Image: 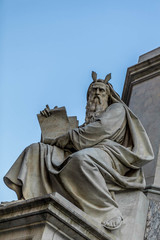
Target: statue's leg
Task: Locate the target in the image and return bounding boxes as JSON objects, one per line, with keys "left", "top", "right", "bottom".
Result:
{"left": 4, "top": 143, "right": 53, "bottom": 199}
{"left": 4, "top": 142, "right": 77, "bottom": 202}
{"left": 59, "top": 148, "right": 122, "bottom": 228}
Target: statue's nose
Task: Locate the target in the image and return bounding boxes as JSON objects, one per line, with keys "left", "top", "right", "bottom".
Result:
{"left": 96, "top": 88, "right": 100, "bottom": 94}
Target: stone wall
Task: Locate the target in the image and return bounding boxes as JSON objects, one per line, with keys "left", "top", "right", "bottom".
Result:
{"left": 122, "top": 48, "right": 160, "bottom": 186}
{"left": 122, "top": 47, "right": 160, "bottom": 240}
{"left": 144, "top": 199, "right": 160, "bottom": 240}
{"left": 129, "top": 75, "right": 160, "bottom": 185}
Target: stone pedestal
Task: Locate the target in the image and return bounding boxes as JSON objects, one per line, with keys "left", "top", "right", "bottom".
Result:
{"left": 0, "top": 193, "right": 114, "bottom": 240}
{"left": 0, "top": 191, "right": 149, "bottom": 240}
{"left": 122, "top": 47, "right": 160, "bottom": 239}
{"left": 114, "top": 191, "right": 149, "bottom": 240}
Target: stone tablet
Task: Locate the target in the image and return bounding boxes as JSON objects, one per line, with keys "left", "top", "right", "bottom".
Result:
{"left": 37, "top": 106, "right": 78, "bottom": 142}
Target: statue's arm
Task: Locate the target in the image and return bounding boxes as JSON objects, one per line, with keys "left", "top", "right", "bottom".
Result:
{"left": 44, "top": 132, "right": 71, "bottom": 149}
{"left": 69, "top": 103, "right": 126, "bottom": 150}
{"left": 43, "top": 119, "right": 104, "bottom": 150}
{"left": 44, "top": 103, "right": 126, "bottom": 151}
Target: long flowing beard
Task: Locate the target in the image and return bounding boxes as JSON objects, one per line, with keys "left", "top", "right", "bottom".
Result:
{"left": 85, "top": 97, "right": 108, "bottom": 124}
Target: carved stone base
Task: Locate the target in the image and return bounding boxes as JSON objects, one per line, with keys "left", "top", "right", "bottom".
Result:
{"left": 0, "top": 193, "right": 114, "bottom": 240}
{"left": 114, "top": 190, "right": 149, "bottom": 240}
{"left": 0, "top": 191, "right": 149, "bottom": 240}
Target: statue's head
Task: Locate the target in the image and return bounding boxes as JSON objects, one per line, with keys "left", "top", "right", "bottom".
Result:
{"left": 85, "top": 71, "right": 111, "bottom": 124}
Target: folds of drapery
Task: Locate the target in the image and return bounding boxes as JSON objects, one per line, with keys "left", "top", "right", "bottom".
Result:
{"left": 4, "top": 101, "right": 154, "bottom": 201}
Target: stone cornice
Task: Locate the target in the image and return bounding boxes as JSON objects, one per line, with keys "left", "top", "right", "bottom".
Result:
{"left": 0, "top": 193, "right": 113, "bottom": 240}
{"left": 122, "top": 55, "right": 160, "bottom": 105}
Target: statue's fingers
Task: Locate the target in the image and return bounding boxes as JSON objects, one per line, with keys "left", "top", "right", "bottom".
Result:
{"left": 44, "top": 109, "right": 50, "bottom": 117}
{"left": 45, "top": 107, "right": 51, "bottom": 116}
{"left": 41, "top": 109, "right": 48, "bottom": 118}
{"left": 40, "top": 110, "right": 45, "bottom": 116}
{"left": 46, "top": 104, "right": 50, "bottom": 110}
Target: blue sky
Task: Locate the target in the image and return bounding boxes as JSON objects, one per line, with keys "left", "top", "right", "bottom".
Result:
{"left": 1, "top": 0, "right": 160, "bottom": 202}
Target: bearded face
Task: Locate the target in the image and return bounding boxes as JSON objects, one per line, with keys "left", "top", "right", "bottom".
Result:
{"left": 85, "top": 82, "right": 109, "bottom": 124}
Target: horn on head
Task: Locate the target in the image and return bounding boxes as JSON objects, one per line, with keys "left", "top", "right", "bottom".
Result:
{"left": 104, "top": 73, "right": 111, "bottom": 84}
{"left": 91, "top": 71, "right": 97, "bottom": 82}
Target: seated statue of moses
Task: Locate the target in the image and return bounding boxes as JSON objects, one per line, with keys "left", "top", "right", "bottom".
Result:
{"left": 4, "top": 71, "right": 154, "bottom": 230}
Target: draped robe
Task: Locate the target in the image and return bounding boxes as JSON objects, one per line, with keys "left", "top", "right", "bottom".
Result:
{"left": 4, "top": 97, "right": 154, "bottom": 222}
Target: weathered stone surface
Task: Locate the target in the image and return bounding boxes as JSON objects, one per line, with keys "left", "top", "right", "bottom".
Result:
{"left": 138, "top": 47, "right": 160, "bottom": 63}
{"left": 154, "top": 145, "right": 160, "bottom": 187}
{"left": 0, "top": 191, "right": 149, "bottom": 240}
{"left": 0, "top": 193, "right": 115, "bottom": 240}
{"left": 123, "top": 49, "right": 160, "bottom": 239}
{"left": 145, "top": 186, "right": 160, "bottom": 202}
{"left": 122, "top": 50, "right": 160, "bottom": 186}
{"left": 144, "top": 199, "right": 160, "bottom": 240}
{"left": 37, "top": 106, "right": 78, "bottom": 142}
{"left": 129, "top": 75, "right": 160, "bottom": 185}
{"left": 114, "top": 191, "right": 149, "bottom": 240}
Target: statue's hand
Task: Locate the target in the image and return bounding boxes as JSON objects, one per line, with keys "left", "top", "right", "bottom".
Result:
{"left": 51, "top": 133, "right": 69, "bottom": 149}
{"left": 40, "top": 104, "right": 51, "bottom": 118}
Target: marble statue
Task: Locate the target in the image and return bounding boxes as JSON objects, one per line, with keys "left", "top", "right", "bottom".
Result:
{"left": 4, "top": 72, "right": 154, "bottom": 230}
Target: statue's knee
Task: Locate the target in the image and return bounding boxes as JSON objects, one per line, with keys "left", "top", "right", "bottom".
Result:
{"left": 70, "top": 151, "right": 89, "bottom": 167}
{"left": 71, "top": 151, "right": 83, "bottom": 160}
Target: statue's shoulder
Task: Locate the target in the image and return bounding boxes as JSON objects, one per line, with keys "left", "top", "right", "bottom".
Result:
{"left": 101, "top": 102, "right": 126, "bottom": 120}
{"left": 107, "top": 102, "right": 125, "bottom": 112}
